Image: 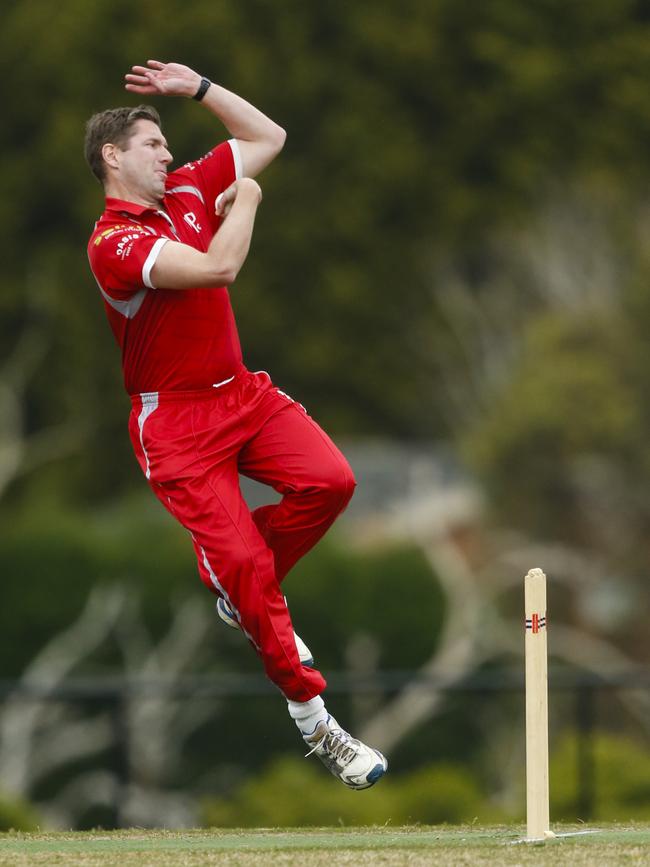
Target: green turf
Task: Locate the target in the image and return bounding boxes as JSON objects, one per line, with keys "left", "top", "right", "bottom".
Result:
{"left": 0, "top": 825, "right": 649, "bottom": 865}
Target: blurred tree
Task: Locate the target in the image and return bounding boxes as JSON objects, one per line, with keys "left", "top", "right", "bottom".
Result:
{"left": 2, "top": 0, "right": 650, "bottom": 503}
{"left": 450, "top": 185, "right": 650, "bottom": 585}
{"left": 464, "top": 310, "right": 645, "bottom": 544}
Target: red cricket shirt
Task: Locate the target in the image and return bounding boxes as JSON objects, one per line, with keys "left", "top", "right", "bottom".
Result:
{"left": 88, "top": 139, "right": 245, "bottom": 395}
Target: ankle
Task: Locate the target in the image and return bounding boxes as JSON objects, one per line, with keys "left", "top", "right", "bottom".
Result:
{"left": 287, "top": 695, "right": 327, "bottom": 735}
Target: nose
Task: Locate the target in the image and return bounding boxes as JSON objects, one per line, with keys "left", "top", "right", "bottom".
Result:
{"left": 162, "top": 147, "right": 173, "bottom": 165}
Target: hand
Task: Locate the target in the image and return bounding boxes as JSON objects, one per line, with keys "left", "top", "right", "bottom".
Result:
{"left": 124, "top": 60, "right": 202, "bottom": 98}
{"left": 216, "top": 179, "right": 262, "bottom": 218}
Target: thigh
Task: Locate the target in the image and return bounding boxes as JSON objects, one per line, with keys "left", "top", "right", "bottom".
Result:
{"left": 133, "top": 394, "right": 269, "bottom": 590}
{"left": 238, "top": 398, "right": 353, "bottom": 493}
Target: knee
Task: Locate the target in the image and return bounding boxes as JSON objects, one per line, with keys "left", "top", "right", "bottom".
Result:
{"left": 313, "top": 456, "right": 356, "bottom": 507}
{"left": 337, "top": 459, "right": 356, "bottom": 504}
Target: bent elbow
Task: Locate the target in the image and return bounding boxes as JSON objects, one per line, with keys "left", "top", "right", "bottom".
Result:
{"left": 209, "top": 267, "right": 237, "bottom": 286}
{"left": 273, "top": 124, "right": 287, "bottom": 154}
{"left": 211, "top": 260, "right": 239, "bottom": 286}
{"left": 221, "top": 267, "right": 238, "bottom": 286}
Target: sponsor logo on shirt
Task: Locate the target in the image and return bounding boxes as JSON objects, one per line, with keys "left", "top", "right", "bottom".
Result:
{"left": 116, "top": 232, "right": 145, "bottom": 259}
{"left": 184, "top": 151, "right": 212, "bottom": 171}
{"left": 94, "top": 223, "right": 148, "bottom": 245}
{"left": 183, "top": 212, "right": 202, "bottom": 234}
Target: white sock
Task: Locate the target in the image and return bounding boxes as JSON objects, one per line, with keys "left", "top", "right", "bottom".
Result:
{"left": 287, "top": 695, "right": 327, "bottom": 736}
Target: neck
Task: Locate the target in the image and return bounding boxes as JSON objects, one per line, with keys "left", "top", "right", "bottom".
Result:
{"left": 104, "top": 179, "right": 161, "bottom": 210}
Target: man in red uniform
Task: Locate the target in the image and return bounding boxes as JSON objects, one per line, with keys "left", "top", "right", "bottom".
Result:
{"left": 85, "top": 60, "right": 387, "bottom": 789}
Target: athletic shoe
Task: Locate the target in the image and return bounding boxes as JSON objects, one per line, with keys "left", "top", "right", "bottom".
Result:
{"left": 216, "top": 597, "right": 314, "bottom": 667}
{"left": 303, "top": 715, "right": 388, "bottom": 790}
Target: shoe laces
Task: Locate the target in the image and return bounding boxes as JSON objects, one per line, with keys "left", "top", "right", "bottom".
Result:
{"left": 305, "top": 724, "right": 358, "bottom": 766}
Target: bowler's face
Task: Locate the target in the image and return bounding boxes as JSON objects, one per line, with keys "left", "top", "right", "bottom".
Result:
{"left": 116, "top": 119, "right": 173, "bottom": 205}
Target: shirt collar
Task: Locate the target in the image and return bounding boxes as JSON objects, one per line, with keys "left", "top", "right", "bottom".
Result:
{"left": 104, "top": 197, "right": 160, "bottom": 217}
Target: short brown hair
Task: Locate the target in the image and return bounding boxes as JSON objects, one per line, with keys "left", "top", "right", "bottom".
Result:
{"left": 84, "top": 105, "right": 162, "bottom": 183}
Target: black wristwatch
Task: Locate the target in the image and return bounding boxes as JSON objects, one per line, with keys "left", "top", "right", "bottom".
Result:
{"left": 193, "top": 77, "right": 212, "bottom": 101}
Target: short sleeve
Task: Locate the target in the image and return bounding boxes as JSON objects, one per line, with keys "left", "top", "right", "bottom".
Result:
{"left": 89, "top": 223, "right": 169, "bottom": 298}
{"left": 169, "top": 140, "right": 242, "bottom": 232}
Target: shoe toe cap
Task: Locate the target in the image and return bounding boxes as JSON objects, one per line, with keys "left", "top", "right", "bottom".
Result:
{"left": 366, "top": 761, "right": 387, "bottom": 785}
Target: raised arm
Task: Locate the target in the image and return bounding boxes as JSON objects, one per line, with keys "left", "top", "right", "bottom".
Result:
{"left": 150, "top": 178, "right": 262, "bottom": 290}
{"left": 125, "top": 60, "right": 286, "bottom": 178}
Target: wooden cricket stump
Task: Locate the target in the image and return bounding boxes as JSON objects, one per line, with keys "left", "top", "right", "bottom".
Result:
{"left": 524, "top": 568, "right": 555, "bottom": 841}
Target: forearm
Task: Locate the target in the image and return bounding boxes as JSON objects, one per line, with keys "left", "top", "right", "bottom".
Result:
{"left": 200, "top": 81, "right": 286, "bottom": 177}
{"left": 205, "top": 183, "right": 261, "bottom": 283}
{"left": 149, "top": 181, "right": 262, "bottom": 290}
{"left": 201, "top": 82, "right": 285, "bottom": 148}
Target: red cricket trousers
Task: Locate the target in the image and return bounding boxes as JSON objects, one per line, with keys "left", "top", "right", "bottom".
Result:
{"left": 128, "top": 369, "right": 355, "bottom": 701}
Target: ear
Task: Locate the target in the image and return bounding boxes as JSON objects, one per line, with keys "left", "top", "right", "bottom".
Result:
{"left": 101, "top": 142, "right": 119, "bottom": 171}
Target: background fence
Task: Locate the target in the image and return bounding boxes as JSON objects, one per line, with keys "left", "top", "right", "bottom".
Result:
{"left": 1, "top": 668, "right": 647, "bottom": 829}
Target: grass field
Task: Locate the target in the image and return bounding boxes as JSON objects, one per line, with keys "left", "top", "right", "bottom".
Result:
{"left": 0, "top": 825, "right": 649, "bottom": 866}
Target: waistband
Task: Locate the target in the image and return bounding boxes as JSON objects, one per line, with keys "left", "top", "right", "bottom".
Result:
{"left": 130, "top": 371, "right": 245, "bottom": 408}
